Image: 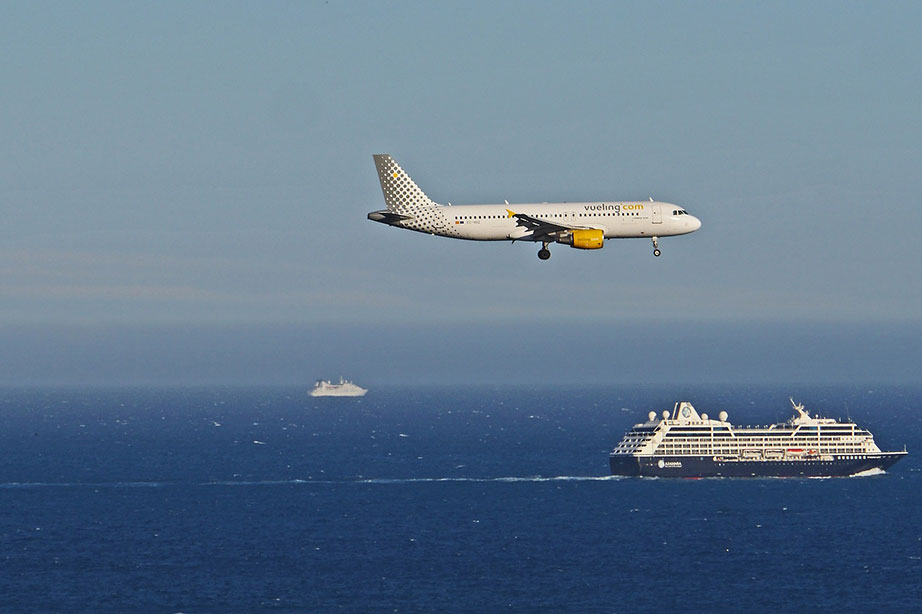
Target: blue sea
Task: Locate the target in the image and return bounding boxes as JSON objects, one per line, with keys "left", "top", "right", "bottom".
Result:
{"left": 1, "top": 384, "right": 920, "bottom": 613}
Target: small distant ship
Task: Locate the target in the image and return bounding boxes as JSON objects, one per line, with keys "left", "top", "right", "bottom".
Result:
{"left": 309, "top": 377, "right": 367, "bottom": 397}
{"left": 610, "top": 398, "right": 906, "bottom": 478}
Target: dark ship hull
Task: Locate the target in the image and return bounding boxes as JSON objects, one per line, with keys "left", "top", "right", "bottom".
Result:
{"left": 610, "top": 452, "right": 906, "bottom": 478}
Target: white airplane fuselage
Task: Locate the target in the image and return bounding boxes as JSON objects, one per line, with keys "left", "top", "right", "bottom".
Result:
{"left": 403, "top": 201, "right": 700, "bottom": 241}
{"left": 367, "top": 154, "right": 701, "bottom": 260}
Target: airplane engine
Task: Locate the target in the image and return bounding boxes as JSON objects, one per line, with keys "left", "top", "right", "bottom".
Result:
{"left": 558, "top": 229, "right": 604, "bottom": 250}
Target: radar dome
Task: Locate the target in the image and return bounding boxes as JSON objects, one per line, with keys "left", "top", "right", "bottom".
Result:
{"left": 719, "top": 411, "right": 728, "bottom": 422}
{"left": 648, "top": 411, "right": 657, "bottom": 422}
{"left": 662, "top": 410, "right": 670, "bottom": 419}
{"left": 701, "top": 413, "right": 708, "bottom": 421}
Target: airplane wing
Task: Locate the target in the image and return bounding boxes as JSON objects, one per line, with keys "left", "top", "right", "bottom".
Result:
{"left": 508, "top": 211, "right": 578, "bottom": 242}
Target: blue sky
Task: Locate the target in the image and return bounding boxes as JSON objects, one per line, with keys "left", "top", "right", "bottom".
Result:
{"left": 1, "top": 2, "right": 920, "bottom": 384}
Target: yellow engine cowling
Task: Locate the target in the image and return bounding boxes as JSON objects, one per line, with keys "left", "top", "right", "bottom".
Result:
{"left": 559, "top": 229, "right": 604, "bottom": 250}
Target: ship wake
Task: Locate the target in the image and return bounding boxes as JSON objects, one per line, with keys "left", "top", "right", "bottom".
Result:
{"left": 358, "top": 475, "right": 624, "bottom": 484}
{"left": 2, "top": 477, "right": 625, "bottom": 489}
{"left": 849, "top": 467, "right": 887, "bottom": 478}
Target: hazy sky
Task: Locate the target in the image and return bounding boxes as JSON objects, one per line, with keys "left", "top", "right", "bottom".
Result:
{"left": 1, "top": 2, "right": 920, "bottom": 384}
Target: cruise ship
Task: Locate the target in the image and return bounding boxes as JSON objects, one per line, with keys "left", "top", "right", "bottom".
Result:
{"left": 309, "top": 378, "right": 367, "bottom": 397}
{"left": 609, "top": 399, "right": 906, "bottom": 478}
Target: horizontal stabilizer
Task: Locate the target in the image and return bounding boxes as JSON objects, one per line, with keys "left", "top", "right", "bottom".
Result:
{"left": 367, "top": 210, "right": 413, "bottom": 225}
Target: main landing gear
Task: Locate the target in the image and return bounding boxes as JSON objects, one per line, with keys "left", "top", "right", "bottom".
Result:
{"left": 651, "top": 236, "right": 661, "bottom": 257}
{"left": 537, "top": 241, "right": 551, "bottom": 260}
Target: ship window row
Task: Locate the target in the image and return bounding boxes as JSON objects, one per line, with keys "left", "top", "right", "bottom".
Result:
{"left": 656, "top": 449, "right": 867, "bottom": 454}
{"left": 666, "top": 433, "right": 735, "bottom": 439}
{"left": 737, "top": 435, "right": 855, "bottom": 440}
{"left": 662, "top": 426, "right": 860, "bottom": 434}
{"left": 662, "top": 435, "right": 862, "bottom": 443}
{"left": 656, "top": 445, "right": 865, "bottom": 452}
{"left": 663, "top": 435, "right": 862, "bottom": 443}
{"left": 662, "top": 426, "right": 858, "bottom": 435}
{"left": 662, "top": 431, "right": 863, "bottom": 438}
{"left": 660, "top": 441, "right": 864, "bottom": 449}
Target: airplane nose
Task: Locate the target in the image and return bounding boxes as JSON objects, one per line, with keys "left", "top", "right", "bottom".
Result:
{"left": 688, "top": 215, "right": 702, "bottom": 231}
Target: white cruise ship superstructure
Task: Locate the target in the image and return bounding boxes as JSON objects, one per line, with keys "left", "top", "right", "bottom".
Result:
{"left": 309, "top": 378, "right": 367, "bottom": 397}
{"left": 610, "top": 399, "right": 906, "bottom": 478}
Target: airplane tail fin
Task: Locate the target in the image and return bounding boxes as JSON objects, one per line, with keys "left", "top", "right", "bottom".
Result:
{"left": 373, "top": 154, "right": 440, "bottom": 213}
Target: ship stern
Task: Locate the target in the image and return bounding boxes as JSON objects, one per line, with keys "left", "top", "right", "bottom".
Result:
{"left": 609, "top": 454, "right": 641, "bottom": 476}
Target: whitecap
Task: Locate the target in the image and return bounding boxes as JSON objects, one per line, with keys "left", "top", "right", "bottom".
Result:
{"left": 850, "top": 467, "right": 886, "bottom": 478}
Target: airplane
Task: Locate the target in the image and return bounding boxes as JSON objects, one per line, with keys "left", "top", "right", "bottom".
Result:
{"left": 367, "top": 154, "right": 701, "bottom": 260}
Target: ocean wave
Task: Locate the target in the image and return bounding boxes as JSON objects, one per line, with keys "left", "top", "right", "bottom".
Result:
{"left": 357, "top": 475, "right": 623, "bottom": 484}
{"left": 1, "top": 475, "right": 624, "bottom": 488}
{"left": 0, "top": 481, "right": 167, "bottom": 489}
{"left": 3, "top": 469, "right": 891, "bottom": 489}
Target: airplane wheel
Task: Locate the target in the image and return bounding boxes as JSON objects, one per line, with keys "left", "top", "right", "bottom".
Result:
{"left": 538, "top": 249, "right": 551, "bottom": 260}
{"left": 653, "top": 249, "right": 661, "bottom": 257}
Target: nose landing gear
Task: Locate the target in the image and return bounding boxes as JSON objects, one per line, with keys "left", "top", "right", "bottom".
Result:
{"left": 651, "top": 236, "right": 661, "bottom": 257}
{"left": 537, "top": 241, "right": 551, "bottom": 260}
